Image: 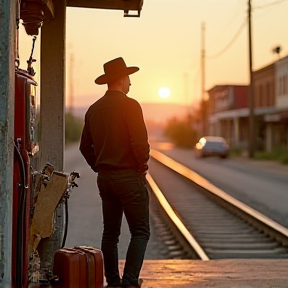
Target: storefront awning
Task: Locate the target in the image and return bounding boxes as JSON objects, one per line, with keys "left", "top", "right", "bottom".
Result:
{"left": 210, "top": 106, "right": 288, "bottom": 123}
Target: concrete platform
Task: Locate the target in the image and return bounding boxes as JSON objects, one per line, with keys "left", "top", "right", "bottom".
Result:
{"left": 128, "top": 259, "right": 288, "bottom": 288}
{"left": 26, "top": 259, "right": 288, "bottom": 288}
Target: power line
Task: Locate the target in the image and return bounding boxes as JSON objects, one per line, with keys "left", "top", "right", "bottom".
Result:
{"left": 208, "top": 0, "right": 243, "bottom": 44}
{"left": 206, "top": 19, "right": 247, "bottom": 60}
{"left": 254, "top": 0, "right": 288, "bottom": 10}
{"left": 206, "top": 0, "right": 287, "bottom": 60}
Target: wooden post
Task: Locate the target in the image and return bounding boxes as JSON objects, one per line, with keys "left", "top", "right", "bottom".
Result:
{"left": 201, "top": 22, "right": 206, "bottom": 136}
{"left": 248, "top": 0, "right": 255, "bottom": 158}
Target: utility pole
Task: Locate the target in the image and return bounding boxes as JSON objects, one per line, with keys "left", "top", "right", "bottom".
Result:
{"left": 248, "top": 0, "right": 255, "bottom": 158}
{"left": 68, "top": 53, "right": 74, "bottom": 115}
{"left": 201, "top": 22, "right": 206, "bottom": 136}
{"left": 184, "top": 72, "right": 189, "bottom": 114}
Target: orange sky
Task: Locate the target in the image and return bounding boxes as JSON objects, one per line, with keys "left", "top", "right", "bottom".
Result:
{"left": 19, "top": 0, "right": 288, "bottom": 109}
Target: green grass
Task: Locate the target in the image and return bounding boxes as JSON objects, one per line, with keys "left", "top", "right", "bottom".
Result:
{"left": 229, "top": 147, "right": 243, "bottom": 157}
{"left": 254, "top": 146, "right": 288, "bottom": 165}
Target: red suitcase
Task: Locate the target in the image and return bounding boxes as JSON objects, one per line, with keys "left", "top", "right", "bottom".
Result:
{"left": 53, "top": 248, "right": 88, "bottom": 288}
{"left": 74, "top": 246, "right": 104, "bottom": 288}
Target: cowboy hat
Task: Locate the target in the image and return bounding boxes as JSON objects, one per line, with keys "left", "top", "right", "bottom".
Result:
{"left": 95, "top": 57, "right": 139, "bottom": 85}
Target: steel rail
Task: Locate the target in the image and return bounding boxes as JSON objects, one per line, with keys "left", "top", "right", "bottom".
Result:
{"left": 150, "top": 149, "right": 288, "bottom": 239}
{"left": 146, "top": 173, "right": 210, "bottom": 260}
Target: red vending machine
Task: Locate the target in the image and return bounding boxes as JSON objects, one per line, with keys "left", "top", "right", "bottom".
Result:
{"left": 13, "top": 65, "right": 38, "bottom": 288}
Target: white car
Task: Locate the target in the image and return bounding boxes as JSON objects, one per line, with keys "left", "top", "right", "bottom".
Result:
{"left": 194, "top": 136, "right": 230, "bottom": 158}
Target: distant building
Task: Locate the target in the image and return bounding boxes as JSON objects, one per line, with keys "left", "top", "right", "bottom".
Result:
{"left": 254, "top": 57, "right": 288, "bottom": 151}
{"left": 208, "top": 85, "right": 249, "bottom": 148}
{"left": 253, "top": 62, "right": 275, "bottom": 151}
{"left": 276, "top": 55, "right": 288, "bottom": 108}
{"left": 207, "top": 55, "right": 288, "bottom": 152}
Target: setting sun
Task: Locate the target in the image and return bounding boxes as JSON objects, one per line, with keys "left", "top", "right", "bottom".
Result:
{"left": 158, "top": 87, "right": 171, "bottom": 99}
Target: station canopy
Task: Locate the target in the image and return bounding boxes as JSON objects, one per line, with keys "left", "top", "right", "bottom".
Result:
{"left": 20, "top": 0, "right": 143, "bottom": 35}
{"left": 67, "top": 0, "right": 143, "bottom": 16}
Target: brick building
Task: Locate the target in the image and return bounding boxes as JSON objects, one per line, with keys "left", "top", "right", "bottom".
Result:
{"left": 208, "top": 85, "right": 249, "bottom": 148}
{"left": 207, "top": 55, "right": 288, "bottom": 152}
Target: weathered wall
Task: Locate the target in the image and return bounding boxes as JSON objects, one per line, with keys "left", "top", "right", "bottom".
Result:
{"left": 0, "top": 0, "right": 16, "bottom": 285}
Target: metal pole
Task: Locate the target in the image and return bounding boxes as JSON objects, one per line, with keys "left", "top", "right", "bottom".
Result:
{"left": 248, "top": 0, "right": 255, "bottom": 158}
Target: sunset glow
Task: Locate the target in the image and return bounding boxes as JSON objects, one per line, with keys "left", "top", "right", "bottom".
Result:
{"left": 18, "top": 1, "right": 288, "bottom": 109}
{"left": 158, "top": 87, "right": 171, "bottom": 99}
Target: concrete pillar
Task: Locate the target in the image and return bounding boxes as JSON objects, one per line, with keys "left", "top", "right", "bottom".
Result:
{"left": 218, "top": 120, "right": 222, "bottom": 136}
{"left": 227, "top": 119, "right": 233, "bottom": 145}
{"left": 216, "top": 120, "right": 220, "bottom": 136}
{"left": 0, "top": 0, "right": 16, "bottom": 285}
{"left": 208, "top": 119, "right": 213, "bottom": 135}
{"left": 39, "top": 0, "right": 66, "bottom": 270}
{"left": 40, "top": 0, "right": 66, "bottom": 170}
{"left": 265, "top": 123, "right": 272, "bottom": 152}
{"left": 211, "top": 123, "right": 215, "bottom": 135}
{"left": 234, "top": 117, "right": 239, "bottom": 148}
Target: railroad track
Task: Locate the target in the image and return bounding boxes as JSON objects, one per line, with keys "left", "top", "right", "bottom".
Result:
{"left": 147, "top": 149, "right": 288, "bottom": 260}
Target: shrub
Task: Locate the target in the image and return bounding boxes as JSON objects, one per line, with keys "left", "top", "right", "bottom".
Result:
{"left": 254, "top": 146, "right": 288, "bottom": 165}
{"left": 229, "top": 147, "right": 243, "bottom": 156}
{"left": 65, "top": 112, "right": 83, "bottom": 145}
{"left": 164, "top": 117, "right": 197, "bottom": 148}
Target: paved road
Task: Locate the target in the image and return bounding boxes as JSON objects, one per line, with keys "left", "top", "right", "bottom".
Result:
{"left": 151, "top": 141, "right": 288, "bottom": 228}
{"left": 64, "top": 140, "right": 288, "bottom": 262}
{"left": 63, "top": 143, "right": 166, "bottom": 260}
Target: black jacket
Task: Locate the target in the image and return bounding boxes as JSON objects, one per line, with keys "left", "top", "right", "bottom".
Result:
{"left": 79, "top": 90, "right": 150, "bottom": 173}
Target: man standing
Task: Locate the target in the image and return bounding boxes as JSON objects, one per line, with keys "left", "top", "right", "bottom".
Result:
{"left": 79, "top": 57, "right": 150, "bottom": 288}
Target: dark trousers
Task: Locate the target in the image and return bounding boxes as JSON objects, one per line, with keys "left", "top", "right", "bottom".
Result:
{"left": 97, "top": 170, "right": 150, "bottom": 287}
